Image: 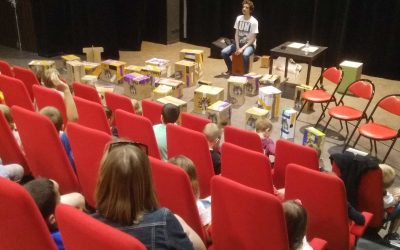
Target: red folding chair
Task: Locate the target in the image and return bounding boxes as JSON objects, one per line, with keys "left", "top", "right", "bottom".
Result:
{"left": 115, "top": 109, "right": 161, "bottom": 159}
{"left": 350, "top": 94, "right": 400, "bottom": 163}
{"left": 149, "top": 157, "right": 207, "bottom": 244}
{"left": 0, "top": 60, "right": 14, "bottom": 77}
{"left": 72, "top": 81, "right": 102, "bottom": 105}
{"left": 73, "top": 96, "right": 111, "bottom": 135}
{"left": 0, "top": 74, "right": 35, "bottom": 111}
{"left": 12, "top": 106, "right": 79, "bottom": 194}
{"left": 142, "top": 99, "right": 163, "bottom": 125}
{"left": 13, "top": 65, "right": 41, "bottom": 101}
{"left": 223, "top": 125, "right": 263, "bottom": 153}
{"left": 221, "top": 142, "right": 274, "bottom": 194}
{"left": 56, "top": 204, "right": 146, "bottom": 250}
{"left": 181, "top": 112, "right": 210, "bottom": 133}
{"left": 296, "top": 66, "right": 343, "bottom": 126}
{"left": 285, "top": 164, "right": 372, "bottom": 250}
{"left": 33, "top": 85, "right": 68, "bottom": 127}
{"left": 67, "top": 122, "right": 111, "bottom": 208}
{"left": 105, "top": 91, "right": 135, "bottom": 114}
{"left": 273, "top": 139, "right": 320, "bottom": 189}
{"left": 167, "top": 124, "right": 214, "bottom": 198}
{"left": 0, "top": 178, "right": 57, "bottom": 250}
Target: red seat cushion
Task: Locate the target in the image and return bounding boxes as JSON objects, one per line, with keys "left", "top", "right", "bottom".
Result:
{"left": 328, "top": 106, "right": 363, "bottom": 120}
{"left": 358, "top": 123, "right": 397, "bottom": 140}
{"left": 302, "top": 89, "right": 332, "bottom": 103}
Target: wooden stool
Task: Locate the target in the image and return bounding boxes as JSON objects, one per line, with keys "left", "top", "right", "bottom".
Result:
{"left": 232, "top": 54, "right": 254, "bottom": 75}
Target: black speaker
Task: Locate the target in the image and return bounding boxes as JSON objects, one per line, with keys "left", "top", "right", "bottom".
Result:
{"left": 210, "top": 37, "right": 230, "bottom": 59}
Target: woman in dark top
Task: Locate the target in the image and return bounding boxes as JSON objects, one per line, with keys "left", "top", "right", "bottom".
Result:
{"left": 93, "top": 140, "right": 205, "bottom": 250}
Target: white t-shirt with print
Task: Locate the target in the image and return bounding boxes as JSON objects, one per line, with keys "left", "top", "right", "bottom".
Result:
{"left": 234, "top": 15, "right": 259, "bottom": 47}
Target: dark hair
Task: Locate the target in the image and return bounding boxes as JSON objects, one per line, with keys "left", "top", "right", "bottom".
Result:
{"left": 242, "top": 0, "right": 255, "bottom": 12}
{"left": 24, "top": 178, "right": 58, "bottom": 220}
{"left": 168, "top": 155, "right": 200, "bottom": 199}
{"left": 283, "top": 200, "right": 308, "bottom": 250}
{"left": 95, "top": 141, "right": 158, "bottom": 225}
{"left": 162, "top": 103, "right": 180, "bottom": 124}
{"left": 40, "top": 106, "right": 63, "bottom": 132}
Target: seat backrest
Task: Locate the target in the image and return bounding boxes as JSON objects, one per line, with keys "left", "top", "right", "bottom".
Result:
{"left": 73, "top": 96, "right": 111, "bottom": 135}
{"left": 375, "top": 94, "right": 400, "bottom": 117}
{"left": 67, "top": 122, "right": 111, "bottom": 208}
{"left": 223, "top": 125, "right": 263, "bottom": 153}
{"left": 72, "top": 81, "right": 102, "bottom": 105}
{"left": 149, "top": 157, "right": 206, "bottom": 243}
{"left": 56, "top": 204, "right": 146, "bottom": 250}
{"left": 285, "top": 164, "right": 350, "bottom": 250}
{"left": 211, "top": 176, "right": 289, "bottom": 250}
{"left": 141, "top": 99, "right": 163, "bottom": 125}
{"left": 0, "top": 178, "right": 57, "bottom": 250}
{"left": 13, "top": 66, "right": 41, "bottom": 100}
{"left": 347, "top": 79, "right": 375, "bottom": 100}
{"left": 181, "top": 112, "right": 210, "bottom": 133}
{"left": 221, "top": 142, "right": 274, "bottom": 194}
{"left": 0, "top": 60, "right": 14, "bottom": 77}
{"left": 322, "top": 66, "right": 343, "bottom": 85}
{"left": 167, "top": 124, "right": 214, "bottom": 198}
{"left": 12, "top": 106, "right": 79, "bottom": 194}
{"left": 0, "top": 112, "right": 30, "bottom": 173}
{"left": 115, "top": 109, "right": 161, "bottom": 159}
{"left": 273, "top": 139, "right": 319, "bottom": 189}
{"left": 105, "top": 91, "right": 135, "bottom": 114}
{"left": 33, "top": 85, "right": 68, "bottom": 127}
{"left": 0, "top": 74, "right": 34, "bottom": 111}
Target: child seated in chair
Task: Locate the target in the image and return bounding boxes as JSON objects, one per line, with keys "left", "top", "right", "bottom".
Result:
{"left": 379, "top": 164, "right": 400, "bottom": 242}
{"left": 24, "top": 178, "right": 85, "bottom": 250}
{"left": 255, "top": 118, "right": 275, "bottom": 157}
{"left": 283, "top": 200, "right": 313, "bottom": 250}
{"left": 0, "top": 104, "right": 22, "bottom": 148}
{"left": 203, "top": 123, "right": 222, "bottom": 175}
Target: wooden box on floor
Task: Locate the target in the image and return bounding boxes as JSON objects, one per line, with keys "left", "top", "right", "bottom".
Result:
{"left": 338, "top": 60, "right": 363, "bottom": 94}
{"left": 245, "top": 107, "right": 269, "bottom": 130}
{"left": 280, "top": 108, "right": 297, "bottom": 139}
{"left": 193, "top": 85, "right": 224, "bottom": 114}
{"left": 145, "top": 58, "right": 172, "bottom": 77}
{"left": 260, "top": 55, "right": 270, "bottom": 68}
{"left": 244, "top": 72, "right": 262, "bottom": 96}
{"left": 174, "top": 60, "right": 198, "bottom": 87}
{"left": 157, "top": 78, "right": 183, "bottom": 98}
{"left": 227, "top": 76, "right": 247, "bottom": 107}
{"left": 125, "top": 65, "right": 143, "bottom": 74}
{"left": 66, "top": 60, "right": 85, "bottom": 85}
{"left": 156, "top": 96, "right": 187, "bottom": 123}
{"left": 28, "top": 60, "right": 56, "bottom": 83}
{"left": 302, "top": 127, "right": 326, "bottom": 152}
{"left": 260, "top": 74, "right": 281, "bottom": 87}
{"left": 141, "top": 65, "right": 162, "bottom": 86}
{"left": 258, "top": 86, "right": 282, "bottom": 120}
{"left": 232, "top": 54, "right": 254, "bottom": 75}
{"left": 81, "top": 75, "right": 98, "bottom": 86}
{"left": 179, "top": 49, "right": 204, "bottom": 78}
{"left": 61, "top": 54, "right": 80, "bottom": 69}
{"left": 122, "top": 73, "right": 152, "bottom": 100}
{"left": 95, "top": 86, "right": 114, "bottom": 103}
{"left": 152, "top": 85, "right": 172, "bottom": 100}
{"left": 100, "top": 60, "right": 126, "bottom": 83}
{"left": 294, "top": 84, "right": 314, "bottom": 112}
{"left": 207, "top": 100, "right": 232, "bottom": 126}
{"left": 82, "top": 61, "right": 102, "bottom": 77}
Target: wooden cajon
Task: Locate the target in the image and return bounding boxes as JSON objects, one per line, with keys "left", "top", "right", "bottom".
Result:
{"left": 82, "top": 47, "right": 104, "bottom": 63}
{"left": 232, "top": 53, "right": 254, "bottom": 75}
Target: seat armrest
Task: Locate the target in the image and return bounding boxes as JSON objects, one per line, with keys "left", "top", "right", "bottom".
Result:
{"left": 309, "top": 238, "right": 327, "bottom": 250}
{"left": 350, "top": 211, "right": 373, "bottom": 236}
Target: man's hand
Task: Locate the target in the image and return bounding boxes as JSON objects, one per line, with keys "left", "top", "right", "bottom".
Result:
{"left": 234, "top": 47, "right": 244, "bottom": 55}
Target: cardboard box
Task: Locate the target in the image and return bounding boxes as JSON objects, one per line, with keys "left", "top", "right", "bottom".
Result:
{"left": 207, "top": 100, "right": 232, "bottom": 126}
{"left": 66, "top": 60, "right": 85, "bottom": 85}
{"left": 145, "top": 58, "right": 172, "bottom": 77}
{"left": 260, "top": 74, "right": 281, "bottom": 86}
{"left": 302, "top": 127, "right": 326, "bottom": 152}
{"left": 95, "top": 85, "right": 114, "bottom": 102}
{"left": 82, "top": 47, "right": 103, "bottom": 63}
{"left": 28, "top": 60, "right": 56, "bottom": 83}
{"left": 157, "top": 78, "right": 184, "bottom": 98}
{"left": 174, "top": 60, "right": 198, "bottom": 87}
{"left": 198, "top": 79, "right": 212, "bottom": 86}
{"left": 227, "top": 76, "right": 247, "bottom": 107}
{"left": 280, "top": 108, "right": 298, "bottom": 139}
{"left": 140, "top": 65, "right": 162, "bottom": 86}
{"left": 258, "top": 86, "right": 282, "bottom": 120}
{"left": 179, "top": 49, "right": 204, "bottom": 78}
{"left": 152, "top": 85, "right": 172, "bottom": 100}
{"left": 156, "top": 95, "right": 187, "bottom": 123}
{"left": 100, "top": 59, "right": 126, "bottom": 83}
{"left": 125, "top": 65, "right": 143, "bottom": 74}
{"left": 82, "top": 61, "right": 102, "bottom": 76}
{"left": 81, "top": 75, "right": 98, "bottom": 86}
{"left": 122, "top": 73, "right": 152, "bottom": 100}
{"left": 244, "top": 72, "right": 262, "bottom": 96}
{"left": 260, "top": 55, "right": 270, "bottom": 68}
{"left": 193, "top": 85, "right": 224, "bottom": 114}
{"left": 338, "top": 60, "right": 363, "bottom": 93}
{"left": 294, "top": 84, "right": 314, "bottom": 111}
{"left": 245, "top": 107, "right": 269, "bottom": 130}
{"left": 61, "top": 54, "right": 80, "bottom": 68}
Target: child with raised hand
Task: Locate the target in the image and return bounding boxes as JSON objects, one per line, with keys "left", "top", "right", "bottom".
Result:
{"left": 203, "top": 123, "right": 222, "bottom": 175}
{"left": 255, "top": 117, "right": 275, "bottom": 156}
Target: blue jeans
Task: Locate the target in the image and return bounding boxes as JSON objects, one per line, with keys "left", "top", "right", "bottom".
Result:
{"left": 221, "top": 44, "right": 255, "bottom": 74}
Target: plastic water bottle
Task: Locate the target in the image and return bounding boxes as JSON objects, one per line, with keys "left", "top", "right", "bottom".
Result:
{"left": 304, "top": 41, "right": 310, "bottom": 55}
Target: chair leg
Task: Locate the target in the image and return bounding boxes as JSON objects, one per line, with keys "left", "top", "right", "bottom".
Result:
{"left": 344, "top": 121, "right": 349, "bottom": 141}
{"left": 322, "top": 116, "right": 333, "bottom": 132}
{"left": 353, "top": 134, "right": 362, "bottom": 148}
{"left": 345, "top": 121, "right": 362, "bottom": 152}
{"left": 383, "top": 138, "right": 398, "bottom": 163}
{"left": 296, "top": 101, "right": 308, "bottom": 120}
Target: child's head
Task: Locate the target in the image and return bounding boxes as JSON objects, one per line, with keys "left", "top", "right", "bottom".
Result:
{"left": 39, "top": 106, "right": 63, "bottom": 132}
{"left": 0, "top": 104, "right": 14, "bottom": 129}
{"left": 379, "top": 163, "right": 396, "bottom": 189}
{"left": 131, "top": 99, "right": 142, "bottom": 116}
{"left": 168, "top": 155, "right": 200, "bottom": 199}
{"left": 203, "top": 123, "right": 221, "bottom": 149}
{"left": 255, "top": 118, "right": 273, "bottom": 137}
{"left": 43, "top": 68, "right": 60, "bottom": 88}
{"left": 24, "top": 178, "right": 61, "bottom": 231}
{"left": 283, "top": 200, "right": 308, "bottom": 250}
{"left": 161, "top": 103, "right": 180, "bottom": 124}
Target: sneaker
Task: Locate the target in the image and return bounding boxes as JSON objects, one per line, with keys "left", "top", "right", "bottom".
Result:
{"left": 222, "top": 71, "right": 231, "bottom": 76}
{"left": 384, "top": 232, "right": 400, "bottom": 242}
